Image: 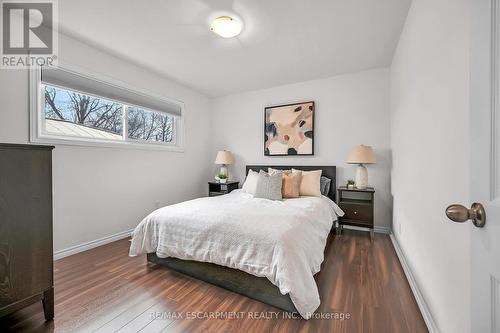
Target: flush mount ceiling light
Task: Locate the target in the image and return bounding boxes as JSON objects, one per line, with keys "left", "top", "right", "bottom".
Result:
{"left": 210, "top": 16, "right": 243, "bottom": 38}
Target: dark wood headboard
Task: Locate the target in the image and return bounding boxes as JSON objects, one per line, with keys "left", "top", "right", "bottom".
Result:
{"left": 245, "top": 165, "right": 337, "bottom": 201}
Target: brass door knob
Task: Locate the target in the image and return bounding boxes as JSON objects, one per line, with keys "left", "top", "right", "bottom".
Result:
{"left": 445, "top": 203, "right": 486, "bottom": 228}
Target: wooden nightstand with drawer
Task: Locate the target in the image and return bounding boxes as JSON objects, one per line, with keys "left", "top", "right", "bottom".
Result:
{"left": 337, "top": 186, "right": 375, "bottom": 240}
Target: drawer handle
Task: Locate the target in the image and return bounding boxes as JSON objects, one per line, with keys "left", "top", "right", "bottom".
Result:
{"left": 354, "top": 211, "right": 357, "bottom": 214}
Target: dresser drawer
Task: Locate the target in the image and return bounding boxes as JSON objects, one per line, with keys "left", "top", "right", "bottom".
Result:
{"left": 340, "top": 202, "right": 372, "bottom": 223}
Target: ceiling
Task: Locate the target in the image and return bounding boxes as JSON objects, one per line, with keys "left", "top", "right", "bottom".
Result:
{"left": 58, "top": 0, "right": 411, "bottom": 97}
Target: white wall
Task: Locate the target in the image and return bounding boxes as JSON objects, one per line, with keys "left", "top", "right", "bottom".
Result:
{"left": 390, "top": 0, "right": 470, "bottom": 332}
{"left": 0, "top": 34, "right": 213, "bottom": 253}
{"left": 212, "top": 68, "right": 392, "bottom": 230}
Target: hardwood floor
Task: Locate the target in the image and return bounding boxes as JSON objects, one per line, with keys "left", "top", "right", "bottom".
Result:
{"left": 0, "top": 230, "right": 427, "bottom": 332}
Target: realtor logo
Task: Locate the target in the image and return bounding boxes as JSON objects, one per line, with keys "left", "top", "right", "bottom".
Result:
{"left": 1, "top": 0, "right": 58, "bottom": 68}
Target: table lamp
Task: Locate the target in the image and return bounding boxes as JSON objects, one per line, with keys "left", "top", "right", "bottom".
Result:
{"left": 347, "top": 145, "right": 376, "bottom": 189}
{"left": 214, "top": 150, "right": 234, "bottom": 180}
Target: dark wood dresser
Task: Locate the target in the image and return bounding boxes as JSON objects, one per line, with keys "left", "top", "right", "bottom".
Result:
{"left": 0, "top": 143, "right": 54, "bottom": 320}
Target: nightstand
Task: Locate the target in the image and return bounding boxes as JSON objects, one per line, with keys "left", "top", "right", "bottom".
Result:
{"left": 208, "top": 181, "right": 239, "bottom": 197}
{"left": 337, "top": 186, "right": 375, "bottom": 240}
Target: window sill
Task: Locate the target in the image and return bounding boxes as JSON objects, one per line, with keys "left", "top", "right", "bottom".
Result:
{"left": 30, "top": 135, "right": 185, "bottom": 152}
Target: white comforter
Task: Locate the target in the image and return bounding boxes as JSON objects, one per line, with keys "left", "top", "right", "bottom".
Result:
{"left": 129, "top": 190, "right": 344, "bottom": 319}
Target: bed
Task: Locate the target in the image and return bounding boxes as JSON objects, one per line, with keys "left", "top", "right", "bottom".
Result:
{"left": 129, "top": 165, "right": 341, "bottom": 319}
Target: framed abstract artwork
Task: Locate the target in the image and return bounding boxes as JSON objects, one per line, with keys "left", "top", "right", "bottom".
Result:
{"left": 264, "top": 101, "right": 314, "bottom": 156}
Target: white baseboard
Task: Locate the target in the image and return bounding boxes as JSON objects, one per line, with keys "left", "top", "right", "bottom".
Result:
{"left": 53, "top": 228, "right": 134, "bottom": 261}
{"left": 390, "top": 234, "right": 439, "bottom": 333}
{"left": 342, "top": 224, "right": 392, "bottom": 234}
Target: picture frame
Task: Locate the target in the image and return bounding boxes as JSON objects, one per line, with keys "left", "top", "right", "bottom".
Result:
{"left": 264, "top": 101, "right": 315, "bottom": 156}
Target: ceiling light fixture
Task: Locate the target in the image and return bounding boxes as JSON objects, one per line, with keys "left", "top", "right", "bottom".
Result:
{"left": 210, "top": 16, "right": 243, "bottom": 38}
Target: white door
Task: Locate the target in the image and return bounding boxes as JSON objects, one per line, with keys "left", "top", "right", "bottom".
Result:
{"left": 465, "top": 0, "right": 500, "bottom": 331}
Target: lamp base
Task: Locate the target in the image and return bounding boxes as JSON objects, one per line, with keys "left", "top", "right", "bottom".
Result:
{"left": 219, "top": 165, "right": 228, "bottom": 178}
{"left": 355, "top": 164, "right": 368, "bottom": 189}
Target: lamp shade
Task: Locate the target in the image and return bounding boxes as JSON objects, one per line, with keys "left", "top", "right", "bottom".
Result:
{"left": 347, "top": 145, "right": 376, "bottom": 164}
{"left": 214, "top": 150, "right": 234, "bottom": 165}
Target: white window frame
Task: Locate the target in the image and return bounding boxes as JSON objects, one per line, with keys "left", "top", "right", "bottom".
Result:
{"left": 29, "top": 63, "right": 185, "bottom": 152}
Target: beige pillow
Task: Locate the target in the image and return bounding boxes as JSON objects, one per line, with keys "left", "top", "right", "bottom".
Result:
{"left": 282, "top": 172, "right": 302, "bottom": 198}
{"left": 292, "top": 169, "right": 322, "bottom": 197}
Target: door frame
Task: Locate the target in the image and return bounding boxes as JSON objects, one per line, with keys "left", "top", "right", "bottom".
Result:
{"left": 470, "top": 0, "right": 500, "bottom": 331}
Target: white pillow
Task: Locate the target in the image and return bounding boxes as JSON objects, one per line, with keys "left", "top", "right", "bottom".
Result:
{"left": 292, "top": 168, "right": 322, "bottom": 197}
{"left": 242, "top": 170, "right": 259, "bottom": 195}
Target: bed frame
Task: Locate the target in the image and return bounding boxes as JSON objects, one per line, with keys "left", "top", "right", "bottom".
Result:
{"left": 147, "top": 165, "right": 336, "bottom": 313}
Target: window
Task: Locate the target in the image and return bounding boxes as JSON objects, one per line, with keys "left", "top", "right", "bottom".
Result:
{"left": 127, "top": 106, "right": 174, "bottom": 143}
{"left": 43, "top": 84, "right": 176, "bottom": 144}
{"left": 44, "top": 85, "right": 124, "bottom": 141}
{"left": 31, "top": 66, "right": 184, "bottom": 150}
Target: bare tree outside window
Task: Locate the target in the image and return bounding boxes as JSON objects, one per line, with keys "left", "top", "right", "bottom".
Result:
{"left": 127, "top": 107, "right": 174, "bottom": 143}
{"left": 44, "top": 85, "right": 123, "bottom": 135}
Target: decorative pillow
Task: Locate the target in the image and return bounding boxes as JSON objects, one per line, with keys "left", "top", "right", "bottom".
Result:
{"left": 320, "top": 176, "right": 332, "bottom": 196}
{"left": 292, "top": 169, "right": 322, "bottom": 197}
{"left": 254, "top": 170, "right": 283, "bottom": 200}
{"left": 282, "top": 172, "right": 302, "bottom": 198}
{"left": 242, "top": 170, "right": 259, "bottom": 195}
